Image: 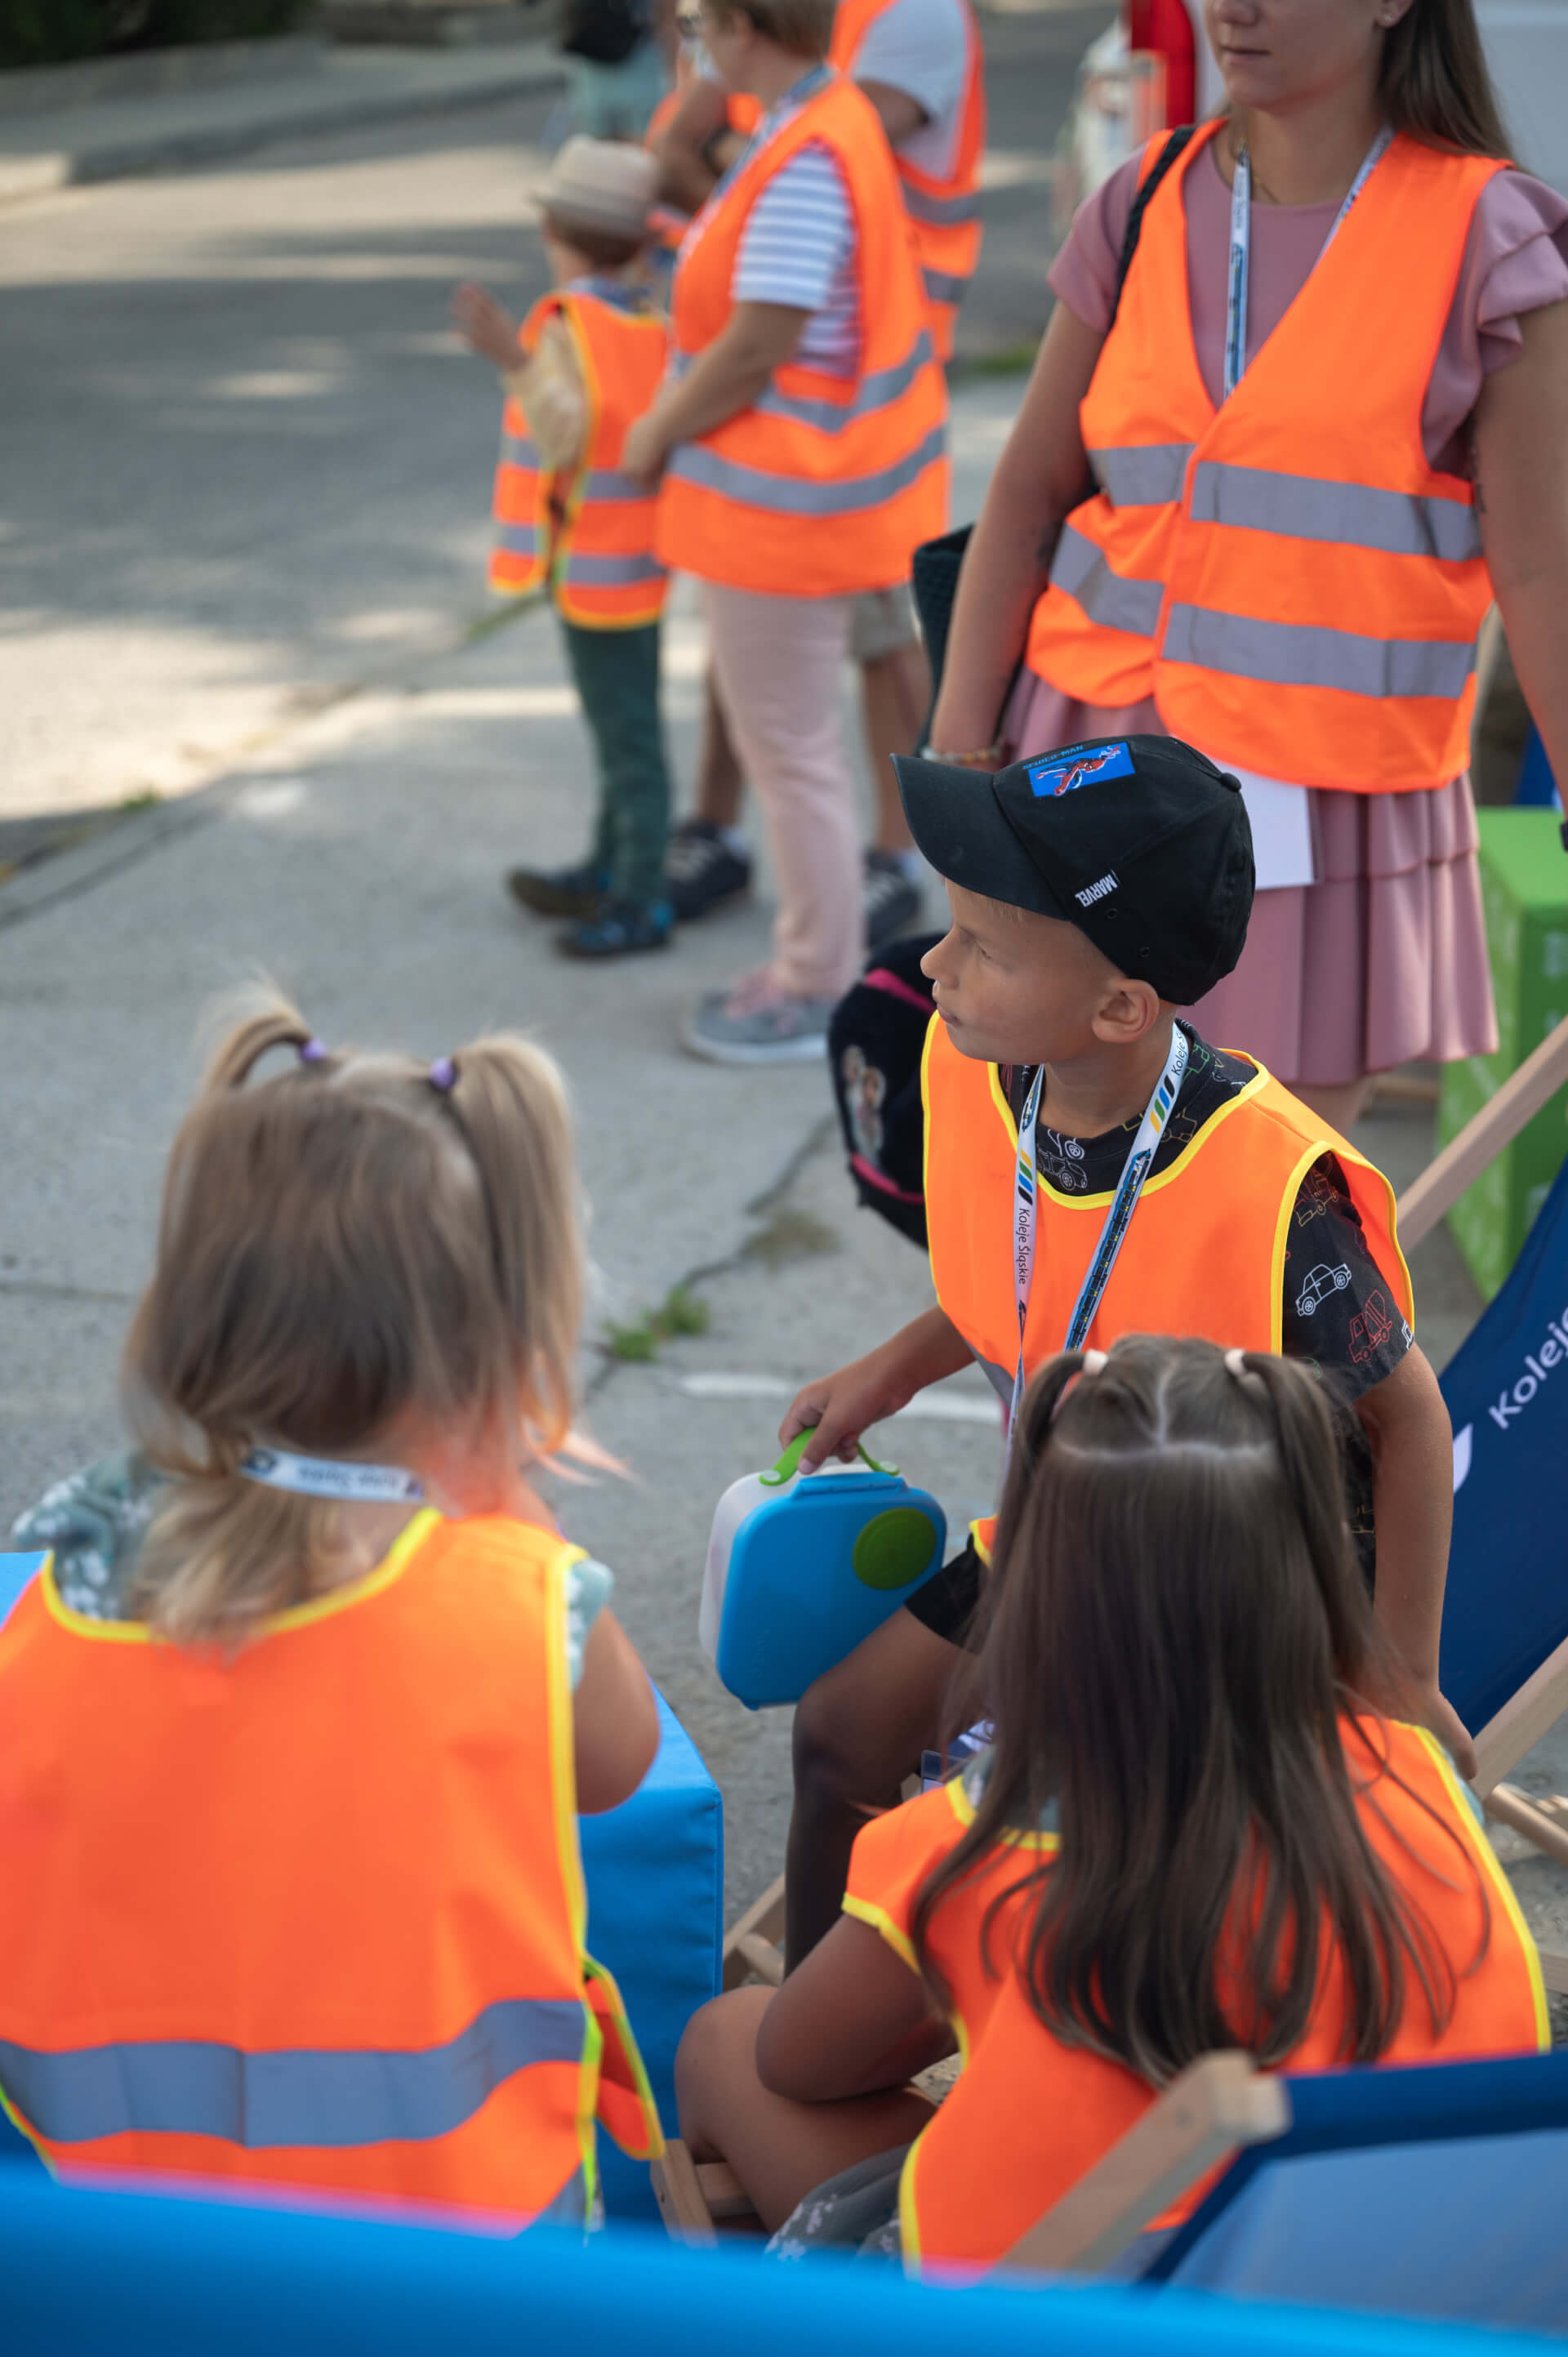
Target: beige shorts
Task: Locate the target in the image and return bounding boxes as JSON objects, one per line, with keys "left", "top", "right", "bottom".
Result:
{"left": 848, "top": 581, "right": 920, "bottom": 664}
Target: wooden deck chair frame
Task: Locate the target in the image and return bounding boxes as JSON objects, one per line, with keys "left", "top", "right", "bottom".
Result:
{"left": 652, "top": 2050, "right": 1290, "bottom": 2264}
{"left": 1396, "top": 1011, "right": 1568, "bottom": 1998}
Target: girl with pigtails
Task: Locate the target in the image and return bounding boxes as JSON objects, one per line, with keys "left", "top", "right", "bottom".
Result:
{"left": 0, "top": 992, "right": 664, "bottom": 2226}
{"left": 676, "top": 1335, "right": 1548, "bottom": 2271}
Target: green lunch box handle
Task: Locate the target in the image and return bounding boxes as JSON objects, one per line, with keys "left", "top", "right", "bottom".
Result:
{"left": 760, "top": 1426, "right": 898, "bottom": 1488}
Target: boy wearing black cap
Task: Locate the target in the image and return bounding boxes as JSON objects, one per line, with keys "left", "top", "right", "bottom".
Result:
{"left": 780, "top": 734, "right": 1468, "bottom": 1965}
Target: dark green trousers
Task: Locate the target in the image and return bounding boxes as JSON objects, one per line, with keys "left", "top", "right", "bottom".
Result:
{"left": 558, "top": 614, "right": 671, "bottom": 908}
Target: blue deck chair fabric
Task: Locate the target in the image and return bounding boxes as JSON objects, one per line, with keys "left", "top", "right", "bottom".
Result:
{"left": 0, "top": 1552, "right": 722, "bottom": 2222}
{"left": 1146, "top": 2051, "right": 1568, "bottom": 2331}
{"left": 580, "top": 1686, "right": 723, "bottom": 2223}
{"left": 2, "top": 2167, "right": 1563, "bottom": 2357}
{"left": 1438, "top": 1150, "right": 1568, "bottom": 1734}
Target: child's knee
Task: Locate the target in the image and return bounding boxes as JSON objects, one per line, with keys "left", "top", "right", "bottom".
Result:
{"left": 791, "top": 1667, "right": 866, "bottom": 1798}
{"left": 675, "top": 1987, "right": 771, "bottom": 2141}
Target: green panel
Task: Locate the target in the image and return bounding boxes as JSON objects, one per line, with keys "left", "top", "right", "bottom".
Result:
{"left": 852, "top": 1507, "right": 939, "bottom": 1592}
{"left": 1445, "top": 813, "right": 1568, "bottom": 1300}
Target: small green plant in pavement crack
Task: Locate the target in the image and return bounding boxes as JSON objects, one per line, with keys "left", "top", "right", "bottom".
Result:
{"left": 604, "top": 1284, "right": 710, "bottom": 1363}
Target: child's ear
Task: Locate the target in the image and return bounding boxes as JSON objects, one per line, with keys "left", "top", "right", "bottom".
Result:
{"left": 1091, "top": 976, "right": 1163, "bottom": 1045}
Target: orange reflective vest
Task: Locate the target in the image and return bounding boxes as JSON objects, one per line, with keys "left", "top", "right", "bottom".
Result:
{"left": 657, "top": 69, "right": 948, "bottom": 597}
{"left": 845, "top": 1719, "right": 1548, "bottom": 2276}
{"left": 1026, "top": 124, "right": 1504, "bottom": 791}
{"left": 829, "top": 0, "right": 986, "bottom": 363}
{"left": 0, "top": 1511, "right": 662, "bottom": 2221}
{"left": 921, "top": 1014, "right": 1411, "bottom": 1557}
{"left": 491, "top": 282, "right": 669, "bottom": 629}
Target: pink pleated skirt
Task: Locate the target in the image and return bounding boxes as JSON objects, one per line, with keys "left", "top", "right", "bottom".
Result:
{"left": 1002, "top": 674, "right": 1500, "bottom": 1088}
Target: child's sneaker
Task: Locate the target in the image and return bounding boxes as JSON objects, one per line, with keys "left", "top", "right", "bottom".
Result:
{"left": 683, "top": 971, "right": 835, "bottom": 1063}
{"left": 507, "top": 859, "right": 609, "bottom": 917}
{"left": 557, "top": 898, "right": 674, "bottom": 959}
{"left": 665, "top": 819, "right": 751, "bottom": 920}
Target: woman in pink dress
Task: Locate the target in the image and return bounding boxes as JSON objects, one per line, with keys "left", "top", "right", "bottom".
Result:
{"left": 929, "top": 0, "right": 1568, "bottom": 1131}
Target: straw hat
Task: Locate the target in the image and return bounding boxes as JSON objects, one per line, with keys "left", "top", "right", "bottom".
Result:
{"left": 540, "top": 136, "right": 659, "bottom": 241}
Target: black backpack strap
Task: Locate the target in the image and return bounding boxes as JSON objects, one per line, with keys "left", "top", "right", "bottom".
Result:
{"left": 1107, "top": 124, "right": 1196, "bottom": 333}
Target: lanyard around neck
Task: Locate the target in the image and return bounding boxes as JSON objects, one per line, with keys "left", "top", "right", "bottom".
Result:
{"left": 1223, "top": 125, "right": 1392, "bottom": 402}
{"left": 1009, "top": 1023, "right": 1189, "bottom": 1439}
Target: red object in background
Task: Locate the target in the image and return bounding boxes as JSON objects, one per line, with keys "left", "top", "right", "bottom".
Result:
{"left": 1127, "top": 0, "right": 1196, "bottom": 126}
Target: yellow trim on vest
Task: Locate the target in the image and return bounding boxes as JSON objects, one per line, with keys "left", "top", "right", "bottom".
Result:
{"left": 38, "top": 1507, "right": 448, "bottom": 1647}
{"left": 1409, "top": 1726, "right": 1551, "bottom": 2051}
{"left": 966, "top": 1032, "right": 1273, "bottom": 1210}
{"left": 843, "top": 1891, "right": 922, "bottom": 1977}
{"left": 1271, "top": 1140, "right": 1324, "bottom": 1357}
{"left": 919, "top": 1009, "right": 942, "bottom": 1204}
{"left": 536, "top": 1535, "right": 604, "bottom": 2209}
{"left": 581, "top": 1952, "right": 666, "bottom": 2158}
{"left": 898, "top": 1997, "right": 973, "bottom": 2279}
{"left": 0, "top": 2074, "right": 55, "bottom": 2177}
{"left": 941, "top": 1767, "right": 1060, "bottom": 1855}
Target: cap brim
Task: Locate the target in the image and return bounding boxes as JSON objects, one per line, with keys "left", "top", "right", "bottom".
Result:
{"left": 893, "top": 755, "right": 1066, "bottom": 920}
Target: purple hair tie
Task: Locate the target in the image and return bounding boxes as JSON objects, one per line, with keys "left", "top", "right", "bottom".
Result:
{"left": 428, "top": 1055, "right": 458, "bottom": 1094}
{"left": 298, "top": 1038, "right": 327, "bottom": 1066}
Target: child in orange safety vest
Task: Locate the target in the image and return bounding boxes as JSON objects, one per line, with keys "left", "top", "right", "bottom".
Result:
{"left": 776, "top": 733, "right": 1472, "bottom": 1967}
{"left": 453, "top": 137, "right": 675, "bottom": 958}
{"left": 675, "top": 1335, "right": 1548, "bottom": 2273}
{"left": 0, "top": 990, "right": 665, "bottom": 2226}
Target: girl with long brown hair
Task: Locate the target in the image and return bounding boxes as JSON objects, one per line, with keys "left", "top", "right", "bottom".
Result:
{"left": 675, "top": 1336, "right": 1547, "bottom": 2268}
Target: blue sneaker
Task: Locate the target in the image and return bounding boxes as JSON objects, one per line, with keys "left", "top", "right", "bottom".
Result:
{"left": 557, "top": 898, "right": 675, "bottom": 959}
{"left": 507, "top": 859, "right": 609, "bottom": 917}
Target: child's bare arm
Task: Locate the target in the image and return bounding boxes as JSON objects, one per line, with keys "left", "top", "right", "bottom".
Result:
{"left": 1357, "top": 1343, "right": 1475, "bottom": 1778}
{"left": 573, "top": 1609, "right": 659, "bottom": 1812}
{"left": 755, "top": 1914, "right": 950, "bottom": 2101}
{"left": 781, "top": 1306, "right": 973, "bottom": 1472}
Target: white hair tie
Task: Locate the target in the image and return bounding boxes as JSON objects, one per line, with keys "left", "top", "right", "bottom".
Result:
{"left": 1081, "top": 1349, "right": 1108, "bottom": 1376}
{"left": 1224, "top": 1347, "right": 1248, "bottom": 1380}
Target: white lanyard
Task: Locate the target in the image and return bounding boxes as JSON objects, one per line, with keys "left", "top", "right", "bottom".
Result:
{"left": 1223, "top": 126, "right": 1392, "bottom": 401}
{"left": 239, "top": 1447, "right": 425, "bottom": 1504}
{"left": 1009, "top": 1024, "right": 1189, "bottom": 1438}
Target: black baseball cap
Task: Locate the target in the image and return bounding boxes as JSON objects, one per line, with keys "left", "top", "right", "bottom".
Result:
{"left": 894, "top": 733, "right": 1254, "bottom": 1005}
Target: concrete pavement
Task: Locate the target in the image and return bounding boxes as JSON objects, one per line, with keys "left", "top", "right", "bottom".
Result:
{"left": 0, "top": 33, "right": 564, "bottom": 206}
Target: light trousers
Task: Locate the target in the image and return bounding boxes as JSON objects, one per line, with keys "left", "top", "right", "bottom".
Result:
{"left": 702, "top": 582, "right": 866, "bottom": 1000}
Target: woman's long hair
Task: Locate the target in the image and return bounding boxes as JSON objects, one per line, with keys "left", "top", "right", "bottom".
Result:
{"left": 1379, "top": 0, "right": 1510, "bottom": 157}
{"left": 911, "top": 1338, "right": 1478, "bottom": 2083}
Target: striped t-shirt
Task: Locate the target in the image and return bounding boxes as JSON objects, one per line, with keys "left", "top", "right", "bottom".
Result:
{"left": 731, "top": 82, "right": 860, "bottom": 377}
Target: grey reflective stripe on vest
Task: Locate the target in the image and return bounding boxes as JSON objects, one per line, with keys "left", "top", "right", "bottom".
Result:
{"left": 667, "top": 422, "right": 946, "bottom": 518}
{"left": 0, "top": 1994, "right": 587, "bottom": 2150}
{"left": 1089, "top": 443, "right": 1193, "bottom": 510}
{"left": 921, "top": 266, "right": 969, "bottom": 306}
{"left": 901, "top": 183, "right": 981, "bottom": 228}
{"left": 494, "top": 522, "right": 541, "bottom": 557}
{"left": 562, "top": 552, "right": 666, "bottom": 586}
{"left": 1163, "top": 604, "right": 1479, "bottom": 700}
{"left": 582, "top": 468, "right": 653, "bottom": 504}
{"left": 751, "top": 331, "right": 935, "bottom": 436}
{"left": 1049, "top": 522, "right": 1165, "bottom": 639}
{"left": 1188, "top": 461, "right": 1483, "bottom": 563}
{"left": 501, "top": 433, "right": 539, "bottom": 469}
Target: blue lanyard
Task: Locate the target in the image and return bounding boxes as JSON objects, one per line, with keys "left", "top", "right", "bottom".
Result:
{"left": 1223, "top": 125, "right": 1392, "bottom": 402}
{"left": 1009, "top": 1023, "right": 1189, "bottom": 1438}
